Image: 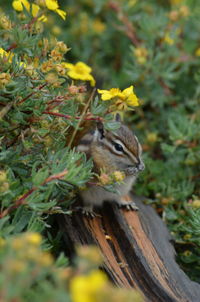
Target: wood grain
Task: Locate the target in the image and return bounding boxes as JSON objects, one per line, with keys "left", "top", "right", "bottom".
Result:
{"left": 58, "top": 195, "right": 200, "bottom": 302}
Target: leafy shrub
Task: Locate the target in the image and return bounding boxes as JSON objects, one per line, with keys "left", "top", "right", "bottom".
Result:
{"left": 0, "top": 0, "right": 200, "bottom": 296}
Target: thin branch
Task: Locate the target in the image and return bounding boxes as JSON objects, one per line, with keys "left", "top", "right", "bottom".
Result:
{"left": 0, "top": 170, "right": 68, "bottom": 219}
{"left": 17, "top": 83, "right": 47, "bottom": 105}
{"left": 6, "top": 43, "right": 17, "bottom": 52}
{"left": 43, "top": 110, "right": 103, "bottom": 122}
{"left": 67, "top": 88, "right": 96, "bottom": 148}
{"left": 108, "top": 1, "right": 140, "bottom": 46}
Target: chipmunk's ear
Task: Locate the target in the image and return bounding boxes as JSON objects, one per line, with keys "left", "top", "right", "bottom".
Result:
{"left": 115, "top": 113, "right": 121, "bottom": 122}
{"left": 96, "top": 121, "right": 105, "bottom": 139}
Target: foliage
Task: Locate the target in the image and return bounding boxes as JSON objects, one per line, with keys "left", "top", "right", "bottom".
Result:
{"left": 0, "top": 233, "right": 143, "bottom": 302}
{"left": 0, "top": 0, "right": 200, "bottom": 296}
{"left": 0, "top": 0, "right": 142, "bottom": 300}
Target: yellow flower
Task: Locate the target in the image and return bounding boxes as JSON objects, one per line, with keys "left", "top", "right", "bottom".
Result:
{"left": 195, "top": 48, "right": 200, "bottom": 56}
{"left": 26, "top": 64, "right": 37, "bottom": 76}
{"left": 146, "top": 132, "right": 159, "bottom": 144}
{"left": 50, "top": 48, "right": 63, "bottom": 61}
{"left": 183, "top": 250, "right": 192, "bottom": 257}
{"left": 0, "top": 237, "right": 6, "bottom": 248}
{"left": 64, "top": 62, "right": 96, "bottom": 86}
{"left": 45, "top": 72, "right": 58, "bottom": 83}
{"left": 45, "top": 0, "right": 66, "bottom": 20}
{"left": 55, "top": 8, "right": 66, "bottom": 20}
{"left": 41, "top": 59, "right": 54, "bottom": 72}
{"left": 45, "top": 0, "right": 58, "bottom": 10}
{"left": 9, "top": 260, "right": 26, "bottom": 273}
{"left": 0, "top": 170, "right": 7, "bottom": 183}
{"left": 55, "top": 63, "right": 65, "bottom": 75}
{"left": 112, "top": 171, "right": 125, "bottom": 182}
{"left": 52, "top": 25, "right": 62, "bottom": 35}
{"left": 0, "top": 48, "right": 10, "bottom": 60}
{"left": 93, "top": 19, "right": 106, "bottom": 34}
{"left": 98, "top": 173, "right": 111, "bottom": 186}
{"left": 168, "top": 10, "right": 179, "bottom": 21}
{"left": 0, "top": 73, "right": 11, "bottom": 88}
{"left": 77, "top": 246, "right": 103, "bottom": 266}
{"left": 0, "top": 14, "right": 12, "bottom": 30}
{"left": 164, "top": 33, "right": 174, "bottom": 45}
{"left": 179, "top": 5, "right": 190, "bottom": 17}
{"left": 31, "top": 3, "right": 40, "bottom": 17}
{"left": 134, "top": 47, "right": 148, "bottom": 64}
{"left": 0, "top": 182, "right": 9, "bottom": 193}
{"left": 70, "top": 270, "right": 107, "bottom": 302}
{"left": 37, "top": 251, "right": 53, "bottom": 266}
{"left": 97, "top": 88, "right": 123, "bottom": 101}
{"left": 183, "top": 234, "right": 192, "bottom": 240}
{"left": 191, "top": 199, "right": 200, "bottom": 208}
{"left": 170, "top": 0, "right": 183, "bottom": 5}
{"left": 98, "top": 86, "right": 139, "bottom": 109}
{"left": 12, "top": 0, "right": 30, "bottom": 12}
{"left": 11, "top": 238, "right": 25, "bottom": 250}
{"left": 24, "top": 232, "right": 42, "bottom": 245}
{"left": 55, "top": 41, "right": 69, "bottom": 53}
{"left": 123, "top": 86, "right": 139, "bottom": 106}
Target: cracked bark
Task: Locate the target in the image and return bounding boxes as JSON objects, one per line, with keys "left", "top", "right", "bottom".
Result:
{"left": 57, "top": 195, "right": 200, "bottom": 302}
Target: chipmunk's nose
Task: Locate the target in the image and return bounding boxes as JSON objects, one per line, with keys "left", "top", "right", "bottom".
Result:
{"left": 137, "top": 161, "right": 145, "bottom": 171}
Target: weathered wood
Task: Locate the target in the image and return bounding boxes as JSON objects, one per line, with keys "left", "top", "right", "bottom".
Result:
{"left": 58, "top": 195, "right": 200, "bottom": 302}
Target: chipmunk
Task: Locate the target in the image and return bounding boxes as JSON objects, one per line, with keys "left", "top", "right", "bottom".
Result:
{"left": 76, "top": 114, "right": 145, "bottom": 216}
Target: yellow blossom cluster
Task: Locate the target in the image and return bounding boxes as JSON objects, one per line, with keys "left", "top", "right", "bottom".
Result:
{"left": 98, "top": 170, "right": 125, "bottom": 186}
{"left": 168, "top": 5, "right": 190, "bottom": 21}
{"left": 0, "top": 13, "right": 12, "bottom": 30}
{"left": 39, "top": 41, "right": 71, "bottom": 86}
{"left": 146, "top": 132, "right": 159, "bottom": 144}
{"left": 0, "top": 72, "right": 11, "bottom": 88}
{"left": 12, "top": 0, "right": 66, "bottom": 21}
{"left": 0, "top": 47, "right": 26, "bottom": 68}
{"left": 133, "top": 47, "right": 148, "bottom": 64}
{"left": 10, "top": 232, "right": 53, "bottom": 268}
{"left": 0, "top": 170, "right": 9, "bottom": 193}
{"left": 170, "top": 0, "right": 183, "bottom": 5}
{"left": 93, "top": 18, "right": 106, "bottom": 34}
{"left": 191, "top": 198, "right": 200, "bottom": 209}
{"left": 0, "top": 47, "right": 13, "bottom": 63}
{"left": 98, "top": 85, "right": 139, "bottom": 111}
{"left": 195, "top": 48, "right": 200, "bottom": 57}
{"left": 163, "top": 33, "right": 174, "bottom": 45}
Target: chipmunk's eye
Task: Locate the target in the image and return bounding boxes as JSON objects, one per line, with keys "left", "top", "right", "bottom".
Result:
{"left": 114, "top": 142, "right": 124, "bottom": 152}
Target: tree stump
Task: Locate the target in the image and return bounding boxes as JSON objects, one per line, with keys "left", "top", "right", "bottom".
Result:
{"left": 58, "top": 195, "right": 200, "bottom": 302}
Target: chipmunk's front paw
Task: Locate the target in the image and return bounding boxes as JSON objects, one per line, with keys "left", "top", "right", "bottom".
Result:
{"left": 80, "top": 205, "right": 101, "bottom": 218}
{"left": 73, "top": 206, "right": 98, "bottom": 218}
{"left": 118, "top": 201, "right": 139, "bottom": 211}
{"left": 81, "top": 208, "right": 99, "bottom": 218}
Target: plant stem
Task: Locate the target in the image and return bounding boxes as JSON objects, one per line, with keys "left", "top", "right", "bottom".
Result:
{"left": 67, "top": 88, "right": 96, "bottom": 148}
{"left": 0, "top": 170, "right": 68, "bottom": 219}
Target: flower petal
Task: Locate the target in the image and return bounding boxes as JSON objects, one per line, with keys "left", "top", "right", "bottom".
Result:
{"left": 56, "top": 8, "right": 66, "bottom": 20}
{"left": 97, "top": 89, "right": 109, "bottom": 94}
{"left": 126, "top": 94, "right": 139, "bottom": 106}
{"left": 45, "top": 0, "right": 58, "bottom": 11}
{"left": 122, "top": 85, "right": 133, "bottom": 97}
{"left": 62, "top": 62, "right": 74, "bottom": 69}
{"left": 76, "top": 62, "right": 92, "bottom": 73}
